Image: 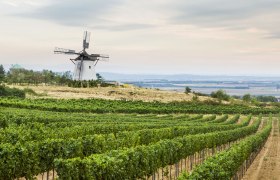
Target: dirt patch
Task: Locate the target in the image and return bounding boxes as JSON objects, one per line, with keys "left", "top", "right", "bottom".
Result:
{"left": 242, "top": 119, "right": 280, "bottom": 180}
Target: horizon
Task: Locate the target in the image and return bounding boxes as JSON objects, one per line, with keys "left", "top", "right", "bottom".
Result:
{"left": 3, "top": 63, "right": 280, "bottom": 78}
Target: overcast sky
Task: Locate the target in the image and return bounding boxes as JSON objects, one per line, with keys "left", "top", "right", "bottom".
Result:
{"left": 0, "top": 0, "right": 280, "bottom": 75}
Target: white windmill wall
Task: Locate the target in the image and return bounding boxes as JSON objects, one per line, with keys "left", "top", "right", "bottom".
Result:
{"left": 73, "top": 60, "right": 97, "bottom": 81}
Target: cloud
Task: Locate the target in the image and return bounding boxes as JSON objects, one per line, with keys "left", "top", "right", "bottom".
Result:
{"left": 9, "top": 0, "right": 280, "bottom": 36}
{"left": 17, "top": 0, "right": 124, "bottom": 26}
{"left": 167, "top": 0, "right": 280, "bottom": 38}
{"left": 91, "top": 23, "right": 154, "bottom": 31}
{"left": 170, "top": 0, "right": 280, "bottom": 25}
{"left": 12, "top": 0, "right": 156, "bottom": 31}
{"left": 264, "top": 32, "right": 280, "bottom": 39}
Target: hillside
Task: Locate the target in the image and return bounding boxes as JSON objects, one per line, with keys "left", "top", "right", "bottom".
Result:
{"left": 9, "top": 85, "right": 211, "bottom": 102}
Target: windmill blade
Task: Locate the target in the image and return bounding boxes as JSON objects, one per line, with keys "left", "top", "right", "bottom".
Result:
{"left": 89, "top": 54, "right": 109, "bottom": 58}
{"left": 83, "top": 31, "right": 91, "bottom": 49}
{"left": 93, "top": 57, "right": 109, "bottom": 66}
{"left": 98, "top": 54, "right": 109, "bottom": 62}
{"left": 98, "top": 58, "right": 109, "bottom": 62}
{"left": 54, "top": 47, "right": 79, "bottom": 55}
{"left": 99, "top": 54, "right": 109, "bottom": 58}
{"left": 89, "top": 54, "right": 109, "bottom": 61}
{"left": 78, "top": 59, "right": 83, "bottom": 80}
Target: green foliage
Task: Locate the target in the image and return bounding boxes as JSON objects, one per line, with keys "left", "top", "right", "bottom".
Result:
{"left": 192, "top": 95, "right": 199, "bottom": 102}
{"left": 54, "top": 117, "right": 260, "bottom": 179}
{"left": 0, "top": 107, "right": 253, "bottom": 179}
{"left": 185, "top": 86, "right": 191, "bottom": 94}
{"left": 23, "top": 88, "right": 38, "bottom": 96}
{"left": 96, "top": 73, "right": 104, "bottom": 82}
{"left": 5, "top": 67, "right": 72, "bottom": 85}
{"left": 256, "top": 95, "right": 278, "bottom": 103}
{"left": 0, "top": 97, "right": 278, "bottom": 114}
{"left": 182, "top": 120, "right": 271, "bottom": 180}
{"left": 193, "top": 91, "right": 209, "bottom": 97}
{"left": 0, "top": 85, "right": 25, "bottom": 98}
{"left": 0, "top": 64, "right": 5, "bottom": 82}
{"left": 68, "top": 80, "right": 112, "bottom": 88}
{"left": 231, "top": 95, "right": 241, "bottom": 99}
{"left": 242, "top": 93, "right": 252, "bottom": 102}
{"left": 67, "top": 74, "right": 114, "bottom": 88}
{"left": 211, "top": 89, "right": 230, "bottom": 101}
{"left": 178, "top": 171, "right": 189, "bottom": 180}
{"left": 4, "top": 70, "right": 113, "bottom": 88}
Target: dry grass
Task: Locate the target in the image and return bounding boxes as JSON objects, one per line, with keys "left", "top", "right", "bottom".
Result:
{"left": 9, "top": 84, "right": 212, "bottom": 102}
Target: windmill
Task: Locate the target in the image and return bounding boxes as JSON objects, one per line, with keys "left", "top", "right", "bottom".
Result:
{"left": 54, "top": 31, "right": 109, "bottom": 81}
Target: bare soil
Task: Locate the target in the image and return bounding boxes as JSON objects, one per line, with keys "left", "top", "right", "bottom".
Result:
{"left": 242, "top": 119, "right": 280, "bottom": 180}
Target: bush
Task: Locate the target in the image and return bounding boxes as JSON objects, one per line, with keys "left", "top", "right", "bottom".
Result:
{"left": 193, "top": 91, "right": 209, "bottom": 97}
{"left": 256, "top": 96, "right": 278, "bottom": 103}
{"left": 0, "top": 85, "right": 25, "bottom": 98}
{"left": 231, "top": 95, "right": 241, "bottom": 99}
{"left": 192, "top": 95, "right": 199, "bottom": 102}
{"left": 23, "top": 88, "right": 37, "bottom": 95}
{"left": 68, "top": 80, "right": 114, "bottom": 88}
{"left": 211, "top": 90, "right": 230, "bottom": 101}
{"left": 242, "top": 94, "right": 252, "bottom": 102}
{"left": 185, "top": 86, "right": 191, "bottom": 94}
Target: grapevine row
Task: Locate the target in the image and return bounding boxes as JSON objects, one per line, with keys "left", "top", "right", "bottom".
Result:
{"left": 54, "top": 116, "right": 260, "bottom": 180}
{"left": 181, "top": 119, "right": 272, "bottom": 179}
{"left": 0, "top": 97, "right": 278, "bottom": 114}
{"left": 0, "top": 116, "right": 246, "bottom": 179}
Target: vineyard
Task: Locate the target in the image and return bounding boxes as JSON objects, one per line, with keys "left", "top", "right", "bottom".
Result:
{"left": 0, "top": 97, "right": 280, "bottom": 114}
{"left": 0, "top": 98, "right": 279, "bottom": 180}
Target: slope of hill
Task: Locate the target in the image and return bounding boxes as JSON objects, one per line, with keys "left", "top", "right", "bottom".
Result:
{"left": 9, "top": 85, "right": 211, "bottom": 102}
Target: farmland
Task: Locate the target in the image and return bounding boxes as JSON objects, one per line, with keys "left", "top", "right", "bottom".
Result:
{"left": 0, "top": 97, "right": 279, "bottom": 180}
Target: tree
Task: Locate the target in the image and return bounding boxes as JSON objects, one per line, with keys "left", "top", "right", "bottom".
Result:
{"left": 185, "top": 86, "right": 191, "bottom": 94}
{"left": 242, "top": 94, "right": 252, "bottom": 102}
{"left": 211, "top": 89, "right": 230, "bottom": 101}
{"left": 231, "top": 95, "right": 241, "bottom": 99}
{"left": 0, "top": 65, "right": 5, "bottom": 82}
{"left": 256, "top": 95, "right": 277, "bottom": 103}
{"left": 96, "top": 73, "right": 104, "bottom": 82}
{"left": 59, "top": 71, "right": 72, "bottom": 85}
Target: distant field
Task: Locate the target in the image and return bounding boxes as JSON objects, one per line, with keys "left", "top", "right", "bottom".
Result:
{"left": 127, "top": 80, "right": 280, "bottom": 97}
{"left": 163, "top": 86, "right": 280, "bottom": 96}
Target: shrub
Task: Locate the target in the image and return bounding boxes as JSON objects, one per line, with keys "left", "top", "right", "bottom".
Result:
{"left": 193, "top": 91, "right": 209, "bottom": 97}
{"left": 192, "top": 95, "right": 199, "bottom": 102}
{"left": 211, "top": 90, "right": 230, "bottom": 101}
{"left": 23, "top": 88, "right": 37, "bottom": 95}
{"left": 256, "top": 96, "right": 278, "bottom": 103}
{"left": 185, "top": 86, "right": 191, "bottom": 94}
{"left": 0, "top": 85, "right": 25, "bottom": 98}
{"left": 242, "top": 94, "right": 252, "bottom": 102}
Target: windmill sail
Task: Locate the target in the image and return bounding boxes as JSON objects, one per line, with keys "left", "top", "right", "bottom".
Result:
{"left": 73, "top": 61, "right": 82, "bottom": 80}
{"left": 54, "top": 47, "right": 78, "bottom": 55}
{"left": 83, "top": 31, "right": 91, "bottom": 50}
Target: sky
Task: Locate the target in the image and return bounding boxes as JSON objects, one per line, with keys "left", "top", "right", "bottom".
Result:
{"left": 0, "top": 0, "right": 280, "bottom": 75}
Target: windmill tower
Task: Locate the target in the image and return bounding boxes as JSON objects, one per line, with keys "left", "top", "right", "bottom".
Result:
{"left": 54, "top": 31, "right": 109, "bottom": 80}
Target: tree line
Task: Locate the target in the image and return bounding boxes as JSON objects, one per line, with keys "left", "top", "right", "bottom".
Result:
{"left": 0, "top": 64, "right": 72, "bottom": 85}
{"left": 0, "top": 64, "right": 109, "bottom": 87}
{"left": 185, "top": 86, "right": 278, "bottom": 103}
